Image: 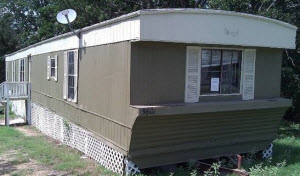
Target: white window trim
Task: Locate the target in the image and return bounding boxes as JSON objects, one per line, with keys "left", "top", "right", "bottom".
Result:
{"left": 49, "top": 55, "right": 58, "bottom": 81}
{"left": 19, "top": 58, "right": 25, "bottom": 82}
{"left": 186, "top": 46, "right": 245, "bottom": 97}
{"left": 64, "top": 50, "right": 78, "bottom": 103}
{"left": 201, "top": 47, "right": 243, "bottom": 97}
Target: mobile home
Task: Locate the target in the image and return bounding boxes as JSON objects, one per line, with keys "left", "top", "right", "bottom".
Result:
{"left": 2, "top": 9, "right": 297, "bottom": 175}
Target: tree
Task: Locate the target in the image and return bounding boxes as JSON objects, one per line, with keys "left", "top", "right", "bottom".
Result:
{"left": 0, "top": 0, "right": 299, "bottom": 117}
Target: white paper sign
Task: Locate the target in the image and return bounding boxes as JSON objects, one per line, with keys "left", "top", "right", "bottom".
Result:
{"left": 211, "top": 78, "right": 219, "bottom": 91}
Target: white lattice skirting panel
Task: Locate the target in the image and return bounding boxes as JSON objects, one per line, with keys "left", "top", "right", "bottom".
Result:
{"left": 31, "top": 102, "right": 132, "bottom": 175}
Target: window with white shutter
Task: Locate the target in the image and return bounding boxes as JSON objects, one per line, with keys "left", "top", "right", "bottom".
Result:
{"left": 185, "top": 47, "right": 201, "bottom": 103}
{"left": 64, "top": 50, "right": 78, "bottom": 103}
{"left": 242, "top": 49, "right": 256, "bottom": 100}
{"left": 185, "top": 46, "right": 255, "bottom": 103}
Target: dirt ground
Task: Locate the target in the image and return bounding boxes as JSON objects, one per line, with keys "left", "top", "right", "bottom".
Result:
{"left": 0, "top": 125, "right": 111, "bottom": 176}
{"left": 0, "top": 150, "right": 69, "bottom": 176}
{"left": 0, "top": 126, "right": 67, "bottom": 176}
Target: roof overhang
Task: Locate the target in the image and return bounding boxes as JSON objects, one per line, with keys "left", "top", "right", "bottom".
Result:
{"left": 138, "top": 9, "right": 297, "bottom": 49}
{"left": 5, "top": 9, "right": 297, "bottom": 61}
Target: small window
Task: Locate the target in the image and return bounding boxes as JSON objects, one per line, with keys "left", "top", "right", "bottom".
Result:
{"left": 51, "top": 58, "right": 56, "bottom": 78}
{"left": 20, "top": 59, "right": 25, "bottom": 82}
{"left": 47, "top": 55, "right": 58, "bottom": 81}
{"left": 200, "top": 49, "right": 242, "bottom": 95}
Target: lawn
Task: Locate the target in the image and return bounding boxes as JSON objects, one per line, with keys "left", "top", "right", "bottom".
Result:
{"left": 245, "top": 121, "right": 300, "bottom": 176}
{"left": 0, "top": 126, "right": 117, "bottom": 176}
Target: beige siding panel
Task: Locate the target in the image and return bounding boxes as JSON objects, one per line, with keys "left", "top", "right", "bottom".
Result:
{"left": 131, "top": 42, "right": 186, "bottom": 105}
{"left": 129, "top": 107, "right": 287, "bottom": 168}
{"left": 78, "top": 42, "right": 133, "bottom": 125}
{"left": 255, "top": 48, "right": 283, "bottom": 99}
{"left": 30, "top": 41, "right": 136, "bottom": 154}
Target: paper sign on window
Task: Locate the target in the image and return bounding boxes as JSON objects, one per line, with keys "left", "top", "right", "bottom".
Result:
{"left": 211, "top": 78, "right": 219, "bottom": 91}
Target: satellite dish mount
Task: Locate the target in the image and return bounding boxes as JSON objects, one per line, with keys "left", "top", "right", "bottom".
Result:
{"left": 57, "top": 9, "right": 79, "bottom": 37}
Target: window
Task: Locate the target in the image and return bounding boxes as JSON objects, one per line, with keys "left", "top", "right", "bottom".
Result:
{"left": 47, "top": 55, "right": 58, "bottom": 81}
{"left": 200, "top": 49, "right": 242, "bottom": 95}
{"left": 51, "top": 58, "right": 55, "bottom": 77}
{"left": 20, "top": 59, "right": 25, "bottom": 82}
{"left": 12, "top": 61, "right": 16, "bottom": 82}
{"left": 185, "top": 47, "right": 256, "bottom": 103}
{"left": 63, "top": 50, "right": 78, "bottom": 103}
{"left": 67, "top": 51, "right": 75, "bottom": 100}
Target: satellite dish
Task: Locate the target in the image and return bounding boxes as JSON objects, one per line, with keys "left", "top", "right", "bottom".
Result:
{"left": 56, "top": 9, "right": 79, "bottom": 37}
{"left": 56, "top": 9, "right": 77, "bottom": 24}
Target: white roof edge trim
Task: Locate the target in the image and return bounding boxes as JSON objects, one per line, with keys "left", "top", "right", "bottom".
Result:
{"left": 5, "top": 8, "right": 297, "bottom": 60}
{"left": 139, "top": 8, "right": 297, "bottom": 30}
{"left": 5, "top": 10, "right": 141, "bottom": 59}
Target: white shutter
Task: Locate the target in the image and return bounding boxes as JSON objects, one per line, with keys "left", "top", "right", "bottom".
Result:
{"left": 63, "top": 52, "right": 68, "bottom": 100}
{"left": 47, "top": 56, "right": 50, "bottom": 80}
{"left": 73, "top": 50, "right": 79, "bottom": 103}
{"left": 242, "top": 49, "right": 256, "bottom": 100}
{"left": 185, "top": 47, "right": 201, "bottom": 103}
{"left": 54, "top": 55, "right": 58, "bottom": 81}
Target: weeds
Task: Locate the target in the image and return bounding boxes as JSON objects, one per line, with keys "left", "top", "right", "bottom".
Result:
{"left": 203, "top": 162, "right": 221, "bottom": 176}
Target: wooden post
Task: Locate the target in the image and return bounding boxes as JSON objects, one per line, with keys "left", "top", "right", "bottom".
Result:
{"left": 26, "top": 83, "right": 31, "bottom": 125}
{"left": 5, "top": 84, "right": 9, "bottom": 126}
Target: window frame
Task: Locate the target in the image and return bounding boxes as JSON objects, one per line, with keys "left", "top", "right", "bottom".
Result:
{"left": 47, "top": 55, "right": 58, "bottom": 81}
{"left": 198, "top": 47, "right": 244, "bottom": 97}
{"left": 50, "top": 57, "right": 57, "bottom": 80}
{"left": 19, "top": 58, "right": 25, "bottom": 82}
{"left": 67, "top": 51, "right": 75, "bottom": 101}
{"left": 64, "top": 50, "right": 78, "bottom": 103}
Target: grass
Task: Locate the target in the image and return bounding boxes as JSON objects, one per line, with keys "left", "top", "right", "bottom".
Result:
{"left": 1, "top": 118, "right": 300, "bottom": 176}
{"left": 244, "top": 121, "right": 300, "bottom": 176}
{"left": 0, "top": 126, "right": 117, "bottom": 176}
{"left": 0, "top": 108, "right": 17, "bottom": 120}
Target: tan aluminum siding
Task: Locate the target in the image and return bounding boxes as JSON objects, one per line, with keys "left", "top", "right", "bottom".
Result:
{"left": 130, "top": 41, "right": 283, "bottom": 105}
{"left": 129, "top": 107, "right": 286, "bottom": 168}
{"left": 255, "top": 48, "right": 282, "bottom": 99}
{"left": 30, "top": 41, "right": 137, "bottom": 154}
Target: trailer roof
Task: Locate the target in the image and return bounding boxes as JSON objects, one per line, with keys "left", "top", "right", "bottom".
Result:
{"left": 6, "top": 8, "right": 297, "bottom": 61}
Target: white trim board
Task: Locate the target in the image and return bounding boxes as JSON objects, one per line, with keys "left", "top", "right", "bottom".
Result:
{"left": 5, "top": 9, "right": 297, "bottom": 61}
